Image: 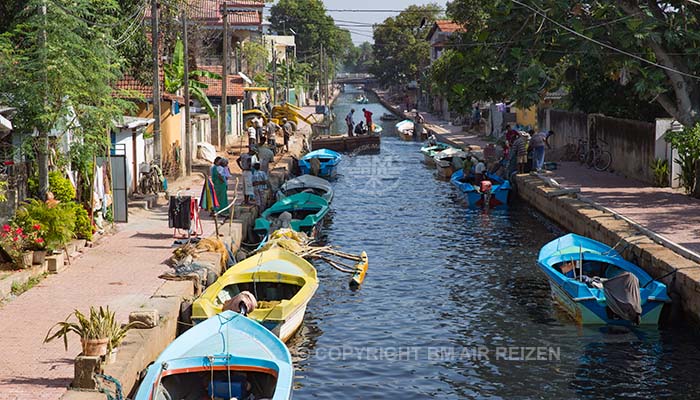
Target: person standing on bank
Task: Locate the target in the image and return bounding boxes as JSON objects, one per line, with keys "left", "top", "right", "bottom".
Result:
{"left": 247, "top": 125, "right": 257, "bottom": 147}
{"left": 282, "top": 118, "right": 293, "bottom": 152}
{"left": 346, "top": 108, "right": 355, "bottom": 136}
{"left": 266, "top": 119, "right": 281, "bottom": 154}
{"left": 530, "top": 130, "right": 553, "bottom": 172}
{"left": 236, "top": 148, "right": 254, "bottom": 205}
{"left": 414, "top": 111, "right": 425, "bottom": 139}
{"left": 212, "top": 158, "right": 230, "bottom": 217}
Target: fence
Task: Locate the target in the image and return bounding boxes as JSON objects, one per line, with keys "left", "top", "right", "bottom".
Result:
{"left": 539, "top": 108, "right": 656, "bottom": 184}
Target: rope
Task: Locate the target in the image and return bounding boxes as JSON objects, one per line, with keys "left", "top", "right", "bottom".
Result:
{"left": 94, "top": 374, "right": 123, "bottom": 400}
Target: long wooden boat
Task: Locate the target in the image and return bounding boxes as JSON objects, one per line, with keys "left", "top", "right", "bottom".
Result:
{"left": 537, "top": 234, "right": 670, "bottom": 325}
{"left": 434, "top": 147, "right": 469, "bottom": 180}
{"left": 380, "top": 112, "right": 399, "bottom": 121}
{"left": 134, "top": 311, "right": 293, "bottom": 400}
{"left": 298, "top": 148, "right": 342, "bottom": 179}
{"left": 277, "top": 174, "right": 334, "bottom": 204}
{"left": 192, "top": 248, "right": 318, "bottom": 342}
{"left": 253, "top": 192, "right": 329, "bottom": 240}
{"left": 311, "top": 134, "right": 380, "bottom": 154}
{"left": 420, "top": 142, "right": 451, "bottom": 166}
{"left": 450, "top": 169, "right": 511, "bottom": 209}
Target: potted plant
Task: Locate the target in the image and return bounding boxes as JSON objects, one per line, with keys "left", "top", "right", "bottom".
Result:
{"left": 44, "top": 306, "right": 143, "bottom": 359}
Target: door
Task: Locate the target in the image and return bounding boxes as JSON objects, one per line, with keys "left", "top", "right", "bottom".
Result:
{"left": 97, "top": 152, "right": 128, "bottom": 223}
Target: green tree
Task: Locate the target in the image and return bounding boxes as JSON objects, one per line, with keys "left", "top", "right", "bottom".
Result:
{"left": 0, "top": 0, "right": 133, "bottom": 200}
{"left": 344, "top": 41, "right": 375, "bottom": 73}
{"left": 444, "top": 0, "right": 700, "bottom": 126}
{"left": 372, "top": 4, "right": 442, "bottom": 87}
{"left": 164, "top": 39, "right": 221, "bottom": 117}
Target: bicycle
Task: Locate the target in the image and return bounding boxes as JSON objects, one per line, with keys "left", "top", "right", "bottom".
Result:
{"left": 585, "top": 141, "right": 612, "bottom": 171}
{"left": 138, "top": 160, "right": 164, "bottom": 195}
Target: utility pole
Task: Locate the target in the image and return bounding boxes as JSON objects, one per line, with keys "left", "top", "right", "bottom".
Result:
{"left": 285, "top": 47, "right": 290, "bottom": 104}
{"left": 151, "top": 0, "right": 162, "bottom": 166}
{"left": 183, "top": 9, "right": 191, "bottom": 176}
{"left": 220, "top": 2, "right": 228, "bottom": 150}
{"left": 319, "top": 44, "right": 324, "bottom": 107}
{"left": 272, "top": 44, "right": 278, "bottom": 106}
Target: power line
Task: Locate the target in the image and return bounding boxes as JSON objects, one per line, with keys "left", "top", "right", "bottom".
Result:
{"left": 49, "top": 0, "right": 147, "bottom": 28}
{"left": 511, "top": 0, "right": 700, "bottom": 80}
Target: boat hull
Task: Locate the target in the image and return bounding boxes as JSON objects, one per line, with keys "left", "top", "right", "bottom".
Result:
{"left": 538, "top": 233, "right": 671, "bottom": 325}
{"left": 298, "top": 149, "right": 342, "bottom": 180}
{"left": 450, "top": 170, "right": 511, "bottom": 208}
{"left": 547, "top": 279, "right": 665, "bottom": 325}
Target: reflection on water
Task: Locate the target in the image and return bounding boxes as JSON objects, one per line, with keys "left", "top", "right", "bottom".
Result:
{"left": 289, "top": 87, "right": 700, "bottom": 399}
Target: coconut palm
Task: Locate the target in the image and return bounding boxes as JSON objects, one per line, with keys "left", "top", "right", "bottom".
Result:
{"left": 164, "top": 39, "right": 221, "bottom": 117}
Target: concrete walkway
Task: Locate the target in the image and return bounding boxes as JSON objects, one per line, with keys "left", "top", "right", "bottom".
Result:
{"left": 547, "top": 161, "right": 700, "bottom": 254}
{"left": 0, "top": 204, "right": 215, "bottom": 400}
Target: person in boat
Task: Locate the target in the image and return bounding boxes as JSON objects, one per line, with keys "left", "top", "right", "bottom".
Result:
{"left": 354, "top": 120, "right": 367, "bottom": 135}
{"left": 345, "top": 109, "right": 355, "bottom": 136}
{"left": 212, "top": 157, "right": 230, "bottom": 217}
{"left": 428, "top": 134, "right": 437, "bottom": 146}
{"left": 362, "top": 108, "right": 373, "bottom": 131}
{"left": 282, "top": 117, "right": 293, "bottom": 152}
{"left": 251, "top": 162, "right": 270, "bottom": 211}
{"left": 474, "top": 158, "right": 487, "bottom": 183}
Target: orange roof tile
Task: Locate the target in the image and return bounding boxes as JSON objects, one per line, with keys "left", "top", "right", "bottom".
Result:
{"left": 187, "top": 0, "right": 263, "bottom": 27}
{"left": 426, "top": 19, "right": 465, "bottom": 41}
{"left": 198, "top": 65, "right": 245, "bottom": 98}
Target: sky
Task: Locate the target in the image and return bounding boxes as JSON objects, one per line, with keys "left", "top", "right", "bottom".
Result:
{"left": 265, "top": 1, "right": 450, "bottom": 45}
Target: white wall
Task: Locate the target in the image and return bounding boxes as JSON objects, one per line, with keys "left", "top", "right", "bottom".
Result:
{"left": 114, "top": 129, "right": 145, "bottom": 195}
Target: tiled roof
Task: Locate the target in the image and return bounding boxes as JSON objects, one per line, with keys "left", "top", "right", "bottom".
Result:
{"left": 435, "top": 20, "right": 463, "bottom": 33}
{"left": 198, "top": 65, "right": 245, "bottom": 98}
{"left": 187, "top": 0, "right": 263, "bottom": 27}
{"left": 114, "top": 72, "right": 183, "bottom": 102}
{"left": 426, "top": 19, "right": 465, "bottom": 41}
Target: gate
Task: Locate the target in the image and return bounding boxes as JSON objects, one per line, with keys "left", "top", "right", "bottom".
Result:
{"left": 97, "top": 145, "right": 128, "bottom": 223}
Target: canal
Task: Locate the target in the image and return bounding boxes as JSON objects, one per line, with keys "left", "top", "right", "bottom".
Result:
{"left": 289, "top": 87, "right": 700, "bottom": 399}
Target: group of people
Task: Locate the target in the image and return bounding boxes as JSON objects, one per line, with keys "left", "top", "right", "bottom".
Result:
{"left": 345, "top": 108, "right": 374, "bottom": 136}
{"left": 503, "top": 124, "right": 554, "bottom": 175}
{"left": 247, "top": 116, "right": 294, "bottom": 154}
{"left": 210, "top": 117, "right": 296, "bottom": 218}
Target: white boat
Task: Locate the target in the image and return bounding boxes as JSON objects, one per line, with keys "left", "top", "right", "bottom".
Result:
{"left": 277, "top": 174, "right": 334, "bottom": 204}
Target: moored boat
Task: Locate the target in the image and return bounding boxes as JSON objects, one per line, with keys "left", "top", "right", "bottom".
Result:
{"left": 191, "top": 248, "right": 319, "bottom": 342}
{"left": 537, "top": 233, "right": 670, "bottom": 325}
{"left": 450, "top": 169, "right": 511, "bottom": 209}
{"left": 277, "top": 174, "right": 334, "bottom": 204}
{"left": 253, "top": 192, "right": 330, "bottom": 240}
{"left": 396, "top": 119, "right": 414, "bottom": 141}
{"left": 433, "top": 147, "right": 469, "bottom": 179}
{"left": 134, "top": 310, "right": 293, "bottom": 400}
{"left": 380, "top": 112, "right": 398, "bottom": 121}
{"left": 420, "top": 142, "right": 451, "bottom": 166}
{"left": 298, "top": 148, "right": 342, "bottom": 179}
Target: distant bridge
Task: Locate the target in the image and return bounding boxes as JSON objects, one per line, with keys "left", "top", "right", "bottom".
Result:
{"left": 333, "top": 73, "right": 377, "bottom": 84}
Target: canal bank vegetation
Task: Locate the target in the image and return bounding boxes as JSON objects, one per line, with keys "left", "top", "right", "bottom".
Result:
{"left": 425, "top": 1, "right": 700, "bottom": 196}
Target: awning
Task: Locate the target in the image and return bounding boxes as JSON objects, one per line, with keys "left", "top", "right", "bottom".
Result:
{"left": 114, "top": 116, "right": 154, "bottom": 130}
{"left": 0, "top": 114, "right": 12, "bottom": 132}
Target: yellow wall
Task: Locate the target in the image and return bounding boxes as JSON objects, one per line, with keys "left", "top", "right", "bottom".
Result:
{"left": 136, "top": 100, "right": 182, "bottom": 172}
{"left": 514, "top": 105, "right": 538, "bottom": 128}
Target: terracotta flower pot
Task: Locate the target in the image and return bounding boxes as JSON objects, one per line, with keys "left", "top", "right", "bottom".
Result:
{"left": 81, "top": 337, "right": 109, "bottom": 357}
{"left": 21, "top": 251, "right": 33, "bottom": 268}
{"left": 32, "top": 250, "right": 46, "bottom": 265}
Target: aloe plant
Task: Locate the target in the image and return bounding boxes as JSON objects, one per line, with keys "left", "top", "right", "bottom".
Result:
{"left": 164, "top": 39, "right": 221, "bottom": 117}
{"left": 44, "top": 306, "right": 144, "bottom": 353}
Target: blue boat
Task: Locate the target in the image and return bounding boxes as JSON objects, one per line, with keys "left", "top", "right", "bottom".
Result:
{"left": 298, "top": 148, "right": 342, "bottom": 179}
{"left": 450, "top": 169, "right": 511, "bottom": 209}
{"left": 134, "top": 311, "right": 293, "bottom": 400}
{"left": 537, "top": 234, "right": 670, "bottom": 325}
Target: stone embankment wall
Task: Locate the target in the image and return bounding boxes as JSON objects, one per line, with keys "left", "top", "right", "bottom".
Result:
{"left": 515, "top": 174, "right": 700, "bottom": 323}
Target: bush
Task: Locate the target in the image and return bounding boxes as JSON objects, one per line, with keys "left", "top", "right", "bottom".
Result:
{"left": 666, "top": 124, "right": 700, "bottom": 194}
{"left": 48, "top": 172, "right": 76, "bottom": 202}
{"left": 71, "top": 203, "right": 93, "bottom": 241}
{"left": 14, "top": 199, "right": 75, "bottom": 251}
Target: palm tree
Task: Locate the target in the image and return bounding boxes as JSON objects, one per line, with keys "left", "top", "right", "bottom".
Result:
{"left": 164, "top": 39, "right": 221, "bottom": 117}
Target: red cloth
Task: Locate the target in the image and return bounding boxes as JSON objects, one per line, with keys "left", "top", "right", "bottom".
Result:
{"left": 506, "top": 129, "right": 518, "bottom": 145}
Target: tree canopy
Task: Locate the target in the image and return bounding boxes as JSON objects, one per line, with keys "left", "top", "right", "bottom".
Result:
{"left": 344, "top": 42, "right": 375, "bottom": 73}
{"left": 435, "top": 0, "right": 700, "bottom": 125}
{"left": 371, "top": 4, "right": 442, "bottom": 86}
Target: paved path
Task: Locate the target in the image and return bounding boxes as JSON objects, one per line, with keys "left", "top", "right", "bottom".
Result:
{"left": 548, "top": 161, "right": 700, "bottom": 254}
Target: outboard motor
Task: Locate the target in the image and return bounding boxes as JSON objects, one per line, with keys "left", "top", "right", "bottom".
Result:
{"left": 479, "top": 180, "right": 492, "bottom": 193}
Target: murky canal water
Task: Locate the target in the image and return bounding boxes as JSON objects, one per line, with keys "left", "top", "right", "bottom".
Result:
{"left": 289, "top": 88, "right": 700, "bottom": 399}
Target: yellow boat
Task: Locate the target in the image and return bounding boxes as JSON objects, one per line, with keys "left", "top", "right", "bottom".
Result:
{"left": 191, "top": 248, "right": 318, "bottom": 343}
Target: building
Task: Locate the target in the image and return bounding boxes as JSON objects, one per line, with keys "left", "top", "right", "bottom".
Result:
{"left": 197, "top": 65, "right": 246, "bottom": 147}
{"left": 425, "top": 20, "right": 464, "bottom": 120}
